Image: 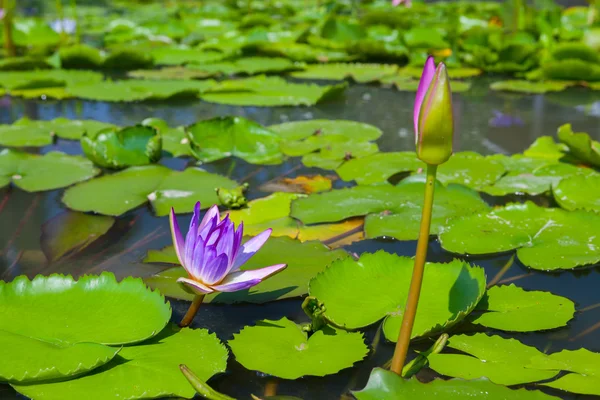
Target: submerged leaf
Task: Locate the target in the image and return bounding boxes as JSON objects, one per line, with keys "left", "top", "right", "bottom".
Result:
{"left": 229, "top": 317, "right": 368, "bottom": 379}
{"left": 0, "top": 272, "right": 171, "bottom": 345}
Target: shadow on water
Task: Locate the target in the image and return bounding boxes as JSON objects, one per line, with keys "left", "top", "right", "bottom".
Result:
{"left": 0, "top": 81, "right": 600, "bottom": 399}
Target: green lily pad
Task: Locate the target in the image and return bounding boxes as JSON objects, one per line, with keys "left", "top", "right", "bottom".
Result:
{"left": 553, "top": 173, "right": 600, "bottom": 212}
{"left": 258, "top": 42, "right": 354, "bottom": 62}
{"left": 81, "top": 125, "right": 162, "bottom": 169}
{"left": 150, "top": 47, "right": 231, "bottom": 66}
{"left": 557, "top": 123, "right": 600, "bottom": 167}
{"left": 59, "top": 44, "right": 105, "bottom": 69}
{"left": 144, "top": 236, "right": 348, "bottom": 303}
{"left": 486, "top": 155, "right": 553, "bottom": 174}
{"left": 228, "top": 317, "right": 368, "bottom": 379}
{"left": 364, "top": 181, "right": 490, "bottom": 240}
{"left": 0, "top": 70, "right": 103, "bottom": 90}
{"left": 439, "top": 201, "right": 600, "bottom": 270}
{"left": 523, "top": 136, "right": 568, "bottom": 160}
{"left": 353, "top": 368, "right": 559, "bottom": 400}
{"left": 490, "top": 80, "right": 574, "bottom": 93}
{"left": 529, "top": 349, "right": 600, "bottom": 396}
{"left": 471, "top": 285, "right": 575, "bottom": 332}
{"left": 0, "top": 272, "right": 171, "bottom": 345}
{"left": 428, "top": 334, "right": 559, "bottom": 386}
{"left": 336, "top": 152, "right": 423, "bottom": 185}
{"left": 291, "top": 180, "right": 489, "bottom": 226}
{"left": 397, "top": 66, "right": 483, "bottom": 79}
{"left": 193, "top": 57, "right": 303, "bottom": 76}
{"left": 309, "top": 252, "right": 486, "bottom": 342}
{"left": 187, "top": 116, "right": 283, "bottom": 165}
{"left": 68, "top": 79, "right": 216, "bottom": 102}
{"left": 141, "top": 119, "right": 192, "bottom": 157}
{"left": 290, "top": 63, "right": 398, "bottom": 83}
{"left": 381, "top": 76, "right": 472, "bottom": 93}
{"left": 436, "top": 152, "right": 506, "bottom": 189}
{"left": 201, "top": 75, "right": 347, "bottom": 106}
{"left": 0, "top": 330, "right": 119, "bottom": 384}
{"left": 62, "top": 165, "right": 238, "bottom": 216}
{"left": 102, "top": 48, "right": 154, "bottom": 71}
{"left": 0, "top": 124, "right": 53, "bottom": 147}
{"left": 40, "top": 212, "right": 115, "bottom": 262}
{"left": 9, "top": 87, "right": 72, "bottom": 100}
{"left": 128, "top": 67, "right": 215, "bottom": 80}
{"left": 0, "top": 56, "right": 52, "bottom": 71}
{"left": 0, "top": 149, "right": 100, "bottom": 192}
{"left": 13, "top": 326, "right": 228, "bottom": 400}
{"left": 301, "top": 141, "right": 379, "bottom": 170}
{"left": 20, "top": 118, "right": 116, "bottom": 140}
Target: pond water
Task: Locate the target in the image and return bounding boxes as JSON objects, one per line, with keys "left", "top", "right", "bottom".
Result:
{"left": 0, "top": 81, "right": 599, "bottom": 399}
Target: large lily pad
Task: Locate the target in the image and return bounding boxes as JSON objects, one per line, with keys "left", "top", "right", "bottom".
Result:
{"left": 364, "top": 181, "right": 490, "bottom": 240}
{"left": 0, "top": 70, "right": 103, "bottom": 91}
{"left": 0, "top": 124, "right": 53, "bottom": 147}
{"left": 309, "top": 252, "right": 486, "bottom": 342}
{"left": 523, "top": 136, "right": 568, "bottom": 161}
{"left": 14, "top": 118, "right": 116, "bottom": 140}
{"left": 150, "top": 47, "right": 231, "bottom": 66}
{"left": 201, "top": 75, "right": 347, "bottom": 106}
{"left": 0, "top": 273, "right": 171, "bottom": 345}
{"left": 62, "top": 165, "right": 237, "bottom": 216}
{"left": 0, "top": 330, "right": 119, "bottom": 384}
{"left": 336, "top": 152, "right": 423, "bottom": 185}
{"left": 228, "top": 317, "right": 368, "bottom": 379}
{"left": 187, "top": 116, "right": 283, "bottom": 164}
{"left": 553, "top": 173, "right": 600, "bottom": 212}
{"left": 439, "top": 201, "right": 600, "bottom": 270}
{"left": 557, "top": 123, "right": 600, "bottom": 167}
{"left": 428, "top": 334, "right": 559, "bottom": 386}
{"left": 13, "top": 326, "right": 228, "bottom": 400}
{"left": 290, "top": 63, "right": 398, "bottom": 83}
{"left": 471, "top": 285, "right": 575, "bottom": 332}
{"left": 353, "top": 368, "right": 559, "bottom": 400}
{"left": 81, "top": 125, "right": 162, "bottom": 169}
{"left": 436, "top": 152, "right": 506, "bottom": 189}
{"left": 0, "top": 149, "right": 100, "bottom": 192}
{"left": 193, "top": 57, "right": 303, "bottom": 76}
{"left": 490, "top": 80, "right": 574, "bottom": 93}
{"left": 529, "top": 349, "right": 600, "bottom": 396}
{"left": 144, "top": 236, "right": 348, "bottom": 303}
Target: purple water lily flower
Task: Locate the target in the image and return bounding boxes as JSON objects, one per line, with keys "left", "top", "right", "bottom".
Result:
{"left": 392, "top": 0, "right": 412, "bottom": 6}
{"left": 169, "top": 202, "right": 286, "bottom": 296}
{"left": 489, "top": 110, "right": 524, "bottom": 128}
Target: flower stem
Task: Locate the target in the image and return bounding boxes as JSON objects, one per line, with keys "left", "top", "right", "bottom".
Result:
{"left": 179, "top": 294, "right": 205, "bottom": 328}
{"left": 390, "top": 164, "right": 438, "bottom": 375}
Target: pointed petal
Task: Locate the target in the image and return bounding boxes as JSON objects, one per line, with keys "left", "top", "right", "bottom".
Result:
{"left": 177, "top": 277, "right": 214, "bottom": 295}
{"left": 216, "top": 219, "right": 236, "bottom": 271}
{"left": 197, "top": 245, "right": 217, "bottom": 282}
{"left": 414, "top": 56, "right": 436, "bottom": 140}
{"left": 201, "top": 253, "right": 230, "bottom": 285}
{"left": 206, "top": 215, "right": 228, "bottom": 247}
{"left": 232, "top": 229, "right": 272, "bottom": 271}
{"left": 169, "top": 208, "right": 186, "bottom": 268}
{"left": 212, "top": 264, "right": 287, "bottom": 292}
{"left": 231, "top": 222, "right": 244, "bottom": 263}
{"left": 188, "top": 236, "right": 206, "bottom": 279}
{"left": 184, "top": 202, "right": 202, "bottom": 268}
{"left": 198, "top": 205, "right": 219, "bottom": 238}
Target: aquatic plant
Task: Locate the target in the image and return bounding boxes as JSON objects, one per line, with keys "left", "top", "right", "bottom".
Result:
{"left": 391, "top": 56, "right": 454, "bottom": 374}
{"left": 170, "top": 202, "right": 287, "bottom": 327}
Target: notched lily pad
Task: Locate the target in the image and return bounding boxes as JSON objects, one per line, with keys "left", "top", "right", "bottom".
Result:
{"left": 0, "top": 272, "right": 171, "bottom": 345}
{"left": 229, "top": 317, "right": 368, "bottom": 379}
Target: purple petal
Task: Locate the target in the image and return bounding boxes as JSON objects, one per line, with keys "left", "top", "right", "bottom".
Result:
{"left": 231, "top": 229, "right": 272, "bottom": 272}
{"left": 200, "top": 253, "right": 230, "bottom": 285}
{"left": 206, "top": 215, "right": 228, "bottom": 247}
{"left": 392, "top": 0, "right": 402, "bottom": 5}
{"left": 169, "top": 208, "right": 185, "bottom": 268}
{"left": 177, "top": 277, "right": 214, "bottom": 294}
{"left": 231, "top": 222, "right": 244, "bottom": 263}
{"left": 184, "top": 202, "right": 202, "bottom": 268}
{"left": 211, "top": 264, "right": 287, "bottom": 292}
{"left": 197, "top": 245, "right": 217, "bottom": 282}
{"left": 216, "top": 219, "right": 236, "bottom": 266}
{"left": 188, "top": 236, "right": 206, "bottom": 279}
{"left": 198, "top": 205, "right": 219, "bottom": 239}
{"left": 414, "top": 56, "right": 436, "bottom": 140}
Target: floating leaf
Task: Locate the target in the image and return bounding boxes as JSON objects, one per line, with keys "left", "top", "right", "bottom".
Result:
{"left": 557, "top": 123, "right": 600, "bottom": 167}
{"left": 301, "top": 141, "right": 379, "bottom": 170}
{"left": 145, "top": 236, "right": 348, "bottom": 303}
{"left": 529, "top": 349, "right": 600, "bottom": 396}
{"left": 490, "top": 80, "right": 574, "bottom": 93}
{"left": 0, "top": 149, "right": 100, "bottom": 192}
{"left": 187, "top": 116, "right": 283, "bottom": 165}
{"left": 128, "top": 67, "right": 214, "bottom": 80}
{"left": 398, "top": 66, "right": 483, "bottom": 79}
{"left": 523, "top": 136, "right": 568, "bottom": 160}
{"left": 63, "top": 165, "right": 238, "bottom": 216}
{"left": 336, "top": 152, "right": 423, "bottom": 185}
{"left": 439, "top": 201, "right": 600, "bottom": 270}
{"left": 260, "top": 175, "right": 333, "bottom": 194}
{"left": 258, "top": 42, "right": 354, "bottom": 62}
{"left": 553, "top": 173, "right": 600, "bottom": 212}
{"left": 229, "top": 317, "right": 368, "bottom": 379}
{"left": 0, "top": 124, "right": 53, "bottom": 147}
{"left": 13, "top": 326, "right": 228, "bottom": 400}
{"left": 0, "top": 330, "right": 119, "bottom": 384}
{"left": 150, "top": 47, "right": 232, "bottom": 66}
{"left": 81, "top": 125, "right": 162, "bottom": 169}
{"left": 381, "top": 76, "right": 472, "bottom": 93}
{"left": 428, "top": 334, "right": 558, "bottom": 386}
{"left": 436, "top": 152, "right": 506, "bottom": 189}
{"left": 193, "top": 57, "right": 303, "bottom": 76}
{"left": 291, "top": 180, "right": 489, "bottom": 227}
{"left": 290, "top": 63, "right": 398, "bottom": 83}
{"left": 0, "top": 70, "right": 103, "bottom": 91}
{"left": 59, "top": 44, "right": 105, "bottom": 69}
{"left": 40, "top": 211, "right": 115, "bottom": 262}
{"left": 309, "top": 252, "right": 486, "bottom": 341}
{"left": 201, "top": 75, "right": 347, "bottom": 106}
{"left": 24, "top": 118, "right": 116, "bottom": 140}
{"left": 353, "top": 368, "right": 559, "bottom": 400}
{"left": 364, "top": 181, "right": 490, "bottom": 240}
{"left": 0, "top": 272, "right": 171, "bottom": 345}
{"left": 471, "top": 285, "right": 575, "bottom": 332}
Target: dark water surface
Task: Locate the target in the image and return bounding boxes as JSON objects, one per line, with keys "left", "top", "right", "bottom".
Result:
{"left": 1, "top": 82, "right": 600, "bottom": 399}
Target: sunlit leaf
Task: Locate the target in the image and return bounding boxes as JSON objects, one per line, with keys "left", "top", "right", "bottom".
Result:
{"left": 229, "top": 318, "right": 368, "bottom": 379}
{"left": 0, "top": 69, "right": 103, "bottom": 90}
{"left": 290, "top": 63, "right": 398, "bottom": 83}
{"left": 557, "top": 123, "right": 600, "bottom": 167}
{"left": 128, "top": 66, "right": 215, "bottom": 80}
{"left": 193, "top": 57, "right": 304, "bottom": 76}
{"left": 530, "top": 349, "right": 600, "bottom": 396}
{"left": 0, "top": 272, "right": 171, "bottom": 345}
{"left": 150, "top": 47, "right": 231, "bottom": 66}
{"left": 523, "top": 136, "right": 568, "bottom": 160}
{"left": 490, "top": 80, "right": 574, "bottom": 93}
{"left": 336, "top": 152, "right": 423, "bottom": 185}
{"left": 260, "top": 175, "right": 333, "bottom": 194}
